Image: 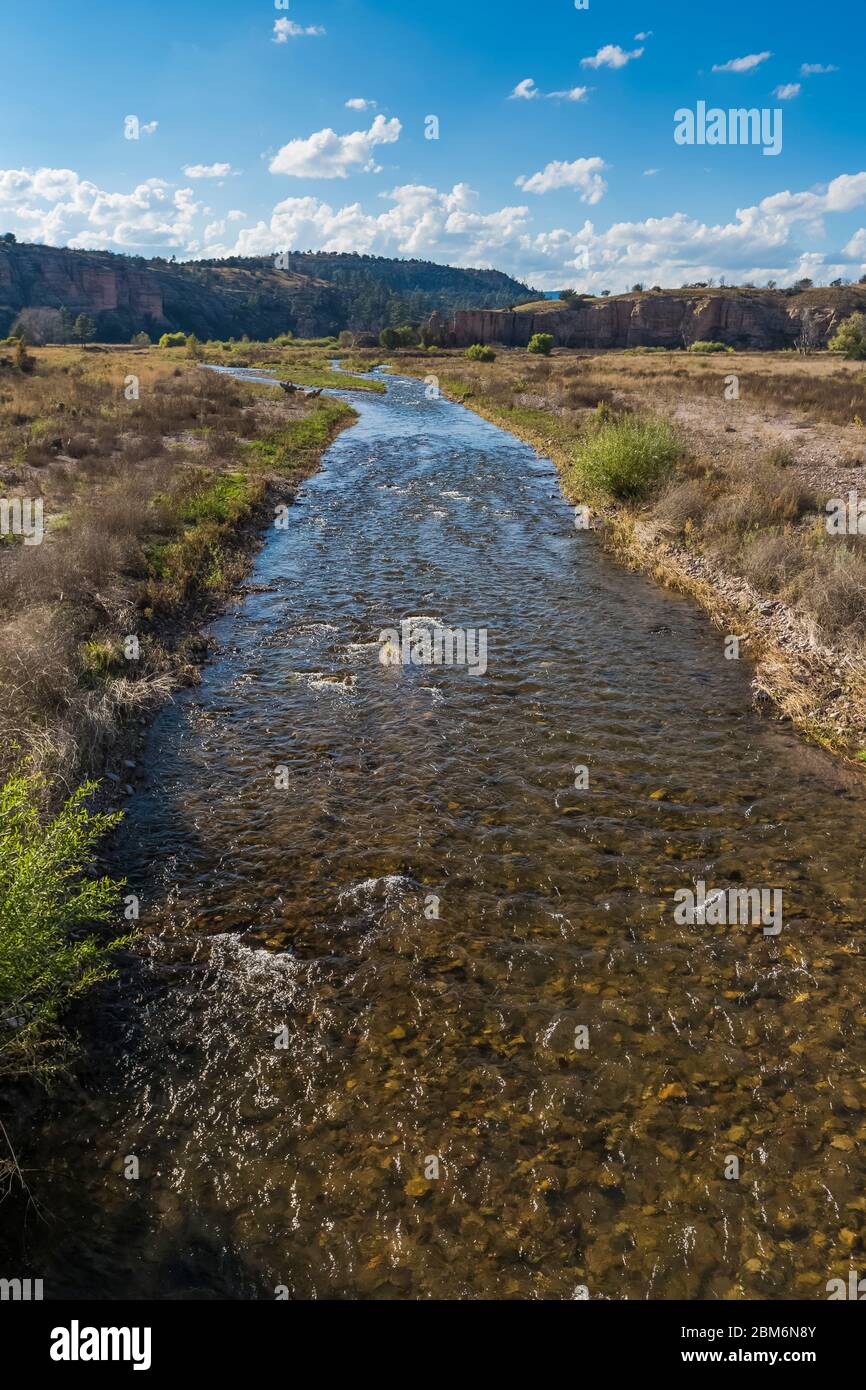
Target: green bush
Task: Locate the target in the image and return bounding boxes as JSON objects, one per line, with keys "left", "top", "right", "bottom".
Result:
{"left": 379, "top": 327, "right": 399, "bottom": 350}
{"left": 828, "top": 312, "right": 866, "bottom": 360}
{"left": 0, "top": 773, "right": 125, "bottom": 1080}
{"left": 465, "top": 343, "right": 496, "bottom": 361}
{"left": 570, "top": 415, "right": 682, "bottom": 500}
{"left": 158, "top": 331, "right": 187, "bottom": 349}
{"left": 528, "top": 332, "right": 555, "bottom": 355}
{"left": 687, "top": 341, "right": 732, "bottom": 354}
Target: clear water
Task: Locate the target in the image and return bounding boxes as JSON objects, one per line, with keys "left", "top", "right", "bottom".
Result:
{"left": 6, "top": 369, "right": 866, "bottom": 1300}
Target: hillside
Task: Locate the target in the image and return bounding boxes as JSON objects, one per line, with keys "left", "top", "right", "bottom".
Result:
{"left": 0, "top": 240, "right": 534, "bottom": 342}
{"left": 444, "top": 285, "right": 866, "bottom": 351}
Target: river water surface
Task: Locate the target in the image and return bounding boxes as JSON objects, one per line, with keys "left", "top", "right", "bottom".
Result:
{"left": 8, "top": 368, "right": 866, "bottom": 1300}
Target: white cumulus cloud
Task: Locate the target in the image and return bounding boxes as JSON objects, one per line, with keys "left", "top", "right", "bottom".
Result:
{"left": 515, "top": 157, "right": 607, "bottom": 202}
{"left": 345, "top": 97, "right": 376, "bottom": 110}
{"left": 773, "top": 84, "right": 800, "bottom": 100}
{"left": 268, "top": 114, "right": 401, "bottom": 178}
{"left": 509, "top": 78, "right": 539, "bottom": 100}
{"left": 0, "top": 166, "right": 203, "bottom": 250}
{"left": 801, "top": 62, "right": 838, "bottom": 75}
{"left": 182, "top": 162, "right": 236, "bottom": 178}
{"left": 581, "top": 45, "right": 643, "bottom": 70}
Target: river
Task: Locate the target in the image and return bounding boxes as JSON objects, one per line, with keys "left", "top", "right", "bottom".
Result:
{"left": 6, "top": 366, "right": 866, "bottom": 1300}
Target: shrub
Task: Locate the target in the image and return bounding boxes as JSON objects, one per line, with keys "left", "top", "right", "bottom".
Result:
{"left": 528, "top": 333, "right": 554, "bottom": 356}
{"left": 687, "top": 341, "right": 732, "bottom": 354}
{"left": 0, "top": 772, "right": 125, "bottom": 1080}
{"left": 571, "top": 415, "right": 682, "bottom": 500}
{"left": 394, "top": 325, "right": 419, "bottom": 347}
{"left": 158, "top": 332, "right": 187, "bottom": 349}
{"left": 13, "top": 337, "right": 35, "bottom": 373}
{"left": 828, "top": 313, "right": 866, "bottom": 361}
{"left": 131, "top": 331, "right": 151, "bottom": 347}
{"left": 379, "top": 327, "right": 399, "bottom": 350}
{"left": 465, "top": 343, "right": 496, "bottom": 361}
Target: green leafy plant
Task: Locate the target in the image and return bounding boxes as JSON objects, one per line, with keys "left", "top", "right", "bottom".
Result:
{"left": 528, "top": 333, "right": 555, "bottom": 355}
{"left": 0, "top": 773, "right": 125, "bottom": 1080}
{"left": 828, "top": 313, "right": 866, "bottom": 360}
{"left": 465, "top": 343, "right": 496, "bottom": 361}
{"left": 570, "top": 415, "right": 682, "bottom": 500}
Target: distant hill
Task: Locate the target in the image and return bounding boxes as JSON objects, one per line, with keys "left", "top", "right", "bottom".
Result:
{"left": 0, "top": 240, "right": 535, "bottom": 342}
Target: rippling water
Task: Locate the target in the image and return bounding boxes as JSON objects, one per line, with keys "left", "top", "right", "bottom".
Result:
{"left": 7, "top": 369, "right": 866, "bottom": 1300}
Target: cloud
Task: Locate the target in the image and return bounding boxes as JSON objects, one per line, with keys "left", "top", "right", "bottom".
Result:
{"left": 643, "top": 168, "right": 659, "bottom": 177}
{"left": 345, "top": 97, "right": 376, "bottom": 111}
{"left": 182, "top": 162, "right": 236, "bottom": 178}
{"left": 268, "top": 114, "right": 401, "bottom": 178}
{"left": 9, "top": 162, "right": 866, "bottom": 299}
{"left": 509, "top": 78, "right": 539, "bottom": 100}
{"left": 273, "top": 19, "right": 325, "bottom": 42}
{"left": 634, "top": 32, "right": 652, "bottom": 41}
{"left": 209, "top": 182, "right": 530, "bottom": 266}
{"left": 511, "top": 79, "right": 589, "bottom": 102}
{"left": 547, "top": 87, "right": 589, "bottom": 102}
{"left": 0, "top": 166, "right": 203, "bottom": 250}
{"left": 773, "top": 84, "right": 800, "bottom": 100}
{"left": 206, "top": 168, "right": 866, "bottom": 292}
{"left": 136, "top": 121, "right": 158, "bottom": 137}
{"left": 515, "top": 157, "right": 607, "bottom": 202}
{"left": 581, "top": 44, "right": 644, "bottom": 70}
{"left": 801, "top": 62, "right": 838, "bottom": 75}
{"left": 712, "top": 52, "right": 771, "bottom": 74}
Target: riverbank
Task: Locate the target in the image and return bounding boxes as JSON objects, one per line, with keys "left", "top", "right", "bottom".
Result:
{"left": 394, "top": 346, "right": 866, "bottom": 764}
{"left": 0, "top": 344, "right": 357, "bottom": 1089}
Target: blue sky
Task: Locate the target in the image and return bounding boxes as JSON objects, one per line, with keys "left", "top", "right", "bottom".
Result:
{"left": 0, "top": 0, "right": 863, "bottom": 290}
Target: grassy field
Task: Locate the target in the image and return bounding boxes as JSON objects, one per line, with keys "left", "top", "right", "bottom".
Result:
{"left": 0, "top": 341, "right": 356, "bottom": 1086}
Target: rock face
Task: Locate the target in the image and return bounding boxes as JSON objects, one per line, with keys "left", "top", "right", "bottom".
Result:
{"left": 445, "top": 288, "right": 866, "bottom": 351}
{"left": 0, "top": 243, "right": 165, "bottom": 336}
{"left": 0, "top": 241, "right": 346, "bottom": 341}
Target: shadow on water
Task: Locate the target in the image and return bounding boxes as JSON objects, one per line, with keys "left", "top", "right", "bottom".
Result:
{"left": 4, "top": 367, "right": 866, "bottom": 1299}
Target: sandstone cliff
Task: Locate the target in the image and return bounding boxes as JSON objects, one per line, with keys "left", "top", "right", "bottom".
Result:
{"left": 444, "top": 287, "right": 866, "bottom": 351}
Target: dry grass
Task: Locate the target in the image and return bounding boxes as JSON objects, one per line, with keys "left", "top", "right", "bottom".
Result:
{"left": 0, "top": 346, "right": 354, "bottom": 792}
